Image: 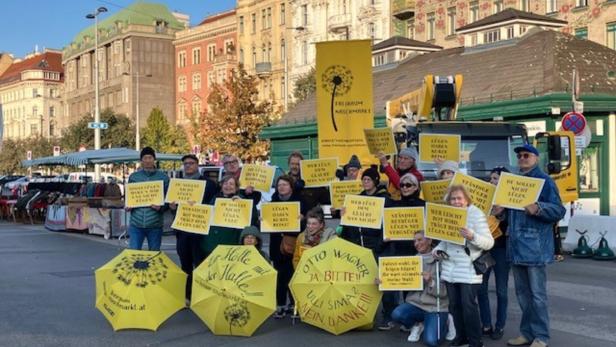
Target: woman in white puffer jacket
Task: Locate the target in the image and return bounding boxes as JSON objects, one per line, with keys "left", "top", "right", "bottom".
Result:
{"left": 433, "top": 185, "right": 494, "bottom": 347}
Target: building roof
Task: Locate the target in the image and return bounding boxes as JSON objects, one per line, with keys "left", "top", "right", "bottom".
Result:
{"left": 0, "top": 51, "right": 63, "bottom": 85}
{"left": 198, "top": 9, "right": 236, "bottom": 26}
{"left": 372, "top": 36, "right": 442, "bottom": 51}
{"left": 276, "top": 29, "right": 616, "bottom": 126}
{"left": 457, "top": 8, "right": 567, "bottom": 32}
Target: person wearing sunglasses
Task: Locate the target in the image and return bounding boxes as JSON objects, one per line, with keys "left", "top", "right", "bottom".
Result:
{"left": 377, "top": 147, "right": 424, "bottom": 200}
{"left": 504, "top": 144, "right": 565, "bottom": 347}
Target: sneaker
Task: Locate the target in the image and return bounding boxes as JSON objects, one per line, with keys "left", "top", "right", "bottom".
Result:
{"left": 529, "top": 340, "right": 548, "bottom": 347}
{"left": 399, "top": 325, "right": 411, "bottom": 332}
{"left": 482, "top": 326, "right": 493, "bottom": 336}
{"left": 377, "top": 321, "right": 395, "bottom": 331}
{"left": 490, "top": 328, "right": 504, "bottom": 340}
{"left": 273, "top": 307, "right": 286, "bottom": 319}
{"left": 507, "top": 336, "right": 531, "bottom": 346}
{"left": 407, "top": 323, "right": 424, "bottom": 342}
{"left": 446, "top": 314, "right": 457, "bottom": 341}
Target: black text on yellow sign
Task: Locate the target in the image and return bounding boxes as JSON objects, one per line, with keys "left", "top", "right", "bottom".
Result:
{"left": 125, "top": 181, "right": 164, "bottom": 208}
{"left": 300, "top": 158, "right": 339, "bottom": 187}
{"left": 340, "top": 195, "right": 385, "bottom": 229}
{"left": 260, "top": 202, "right": 301, "bottom": 233}
{"left": 378, "top": 256, "right": 423, "bottom": 291}
{"left": 171, "top": 203, "right": 213, "bottom": 235}
{"left": 425, "top": 202, "right": 468, "bottom": 245}
{"left": 493, "top": 172, "right": 545, "bottom": 210}
{"left": 383, "top": 207, "right": 425, "bottom": 240}
{"left": 212, "top": 198, "right": 254, "bottom": 229}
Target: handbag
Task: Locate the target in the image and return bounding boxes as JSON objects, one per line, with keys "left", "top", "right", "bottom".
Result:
{"left": 280, "top": 234, "right": 297, "bottom": 256}
{"left": 471, "top": 250, "right": 496, "bottom": 275}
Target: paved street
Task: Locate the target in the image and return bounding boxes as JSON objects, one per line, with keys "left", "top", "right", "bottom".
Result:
{"left": 1, "top": 221, "right": 615, "bottom": 347}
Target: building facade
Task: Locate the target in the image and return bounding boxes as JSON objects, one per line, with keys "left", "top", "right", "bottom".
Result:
{"left": 0, "top": 50, "right": 63, "bottom": 140}
{"left": 392, "top": 0, "right": 616, "bottom": 50}
{"left": 174, "top": 10, "right": 237, "bottom": 129}
{"left": 62, "top": 2, "right": 185, "bottom": 135}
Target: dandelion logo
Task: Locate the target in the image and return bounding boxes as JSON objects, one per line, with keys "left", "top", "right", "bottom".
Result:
{"left": 321, "top": 65, "right": 353, "bottom": 132}
{"left": 112, "top": 252, "right": 168, "bottom": 288}
{"left": 224, "top": 301, "right": 251, "bottom": 333}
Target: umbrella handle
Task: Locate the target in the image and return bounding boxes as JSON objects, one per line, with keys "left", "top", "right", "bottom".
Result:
{"left": 436, "top": 259, "right": 441, "bottom": 341}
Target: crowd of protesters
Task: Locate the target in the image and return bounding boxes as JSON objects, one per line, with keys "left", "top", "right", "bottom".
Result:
{"left": 127, "top": 143, "right": 564, "bottom": 347}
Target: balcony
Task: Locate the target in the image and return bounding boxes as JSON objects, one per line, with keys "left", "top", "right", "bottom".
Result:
{"left": 255, "top": 62, "right": 272, "bottom": 77}
{"left": 328, "top": 13, "right": 351, "bottom": 33}
{"left": 213, "top": 53, "right": 237, "bottom": 67}
{"left": 392, "top": 0, "right": 415, "bottom": 21}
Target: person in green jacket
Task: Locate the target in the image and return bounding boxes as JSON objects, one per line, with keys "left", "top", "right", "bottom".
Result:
{"left": 126, "top": 147, "right": 169, "bottom": 250}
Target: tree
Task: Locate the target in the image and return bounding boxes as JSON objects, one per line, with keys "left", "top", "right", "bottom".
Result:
{"left": 142, "top": 107, "right": 189, "bottom": 154}
{"left": 0, "top": 139, "right": 25, "bottom": 175}
{"left": 291, "top": 67, "right": 316, "bottom": 107}
{"left": 194, "top": 65, "right": 274, "bottom": 162}
{"left": 60, "top": 109, "right": 136, "bottom": 151}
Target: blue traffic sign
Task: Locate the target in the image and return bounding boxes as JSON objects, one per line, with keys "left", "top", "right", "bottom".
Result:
{"left": 88, "top": 122, "right": 109, "bottom": 130}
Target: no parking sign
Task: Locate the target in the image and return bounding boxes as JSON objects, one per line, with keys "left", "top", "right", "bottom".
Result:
{"left": 561, "top": 112, "right": 586, "bottom": 135}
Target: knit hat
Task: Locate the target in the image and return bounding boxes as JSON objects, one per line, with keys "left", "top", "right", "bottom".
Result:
{"left": 400, "top": 173, "right": 419, "bottom": 187}
{"left": 345, "top": 155, "right": 362, "bottom": 170}
{"left": 140, "top": 146, "right": 156, "bottom": 160}
{"left": 239, "top": 226, "right": 263, "bottom": 247}
{"left": 437, "top": 160, "right": 459, "bottom": 178}
{"left": 361, "top": 165, "right": 380, "bottom": 184}
{"left": 399, "top": 147, "right": 418, "bottom": 161}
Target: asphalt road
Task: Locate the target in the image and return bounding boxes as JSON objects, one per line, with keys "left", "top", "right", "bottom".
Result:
{"left": 1, "top": 221, "right": 615, "bottom": 347}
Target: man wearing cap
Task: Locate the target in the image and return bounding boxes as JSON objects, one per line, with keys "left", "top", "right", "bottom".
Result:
{"left": 169, "top": 154, "right": 217, "bottom": 302}
{"left": 126, "top": 147, "right": 170, "bottom": 251}
{"left": 378, "top": 147, "right": 424, "bottom": 200}
{"left": 504, "top": 144, "right": 565, "bottom": 347}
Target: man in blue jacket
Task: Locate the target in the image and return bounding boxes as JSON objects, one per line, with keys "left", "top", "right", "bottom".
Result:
{"left": 504, "top": 144, "right": 565, "bottom": 347}
{"left": 126, "top": 147, "right": 170, "bottom": 251}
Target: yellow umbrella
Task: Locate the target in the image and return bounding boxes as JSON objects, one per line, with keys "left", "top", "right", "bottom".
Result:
{"left": 191, "top": 245, "right": 277, "bottom": 336}
{"left": 290, "top": 237, "right": 383, "bottom": 335}
{"left": 95, "top": 249, "right": 186, "bottom": 331}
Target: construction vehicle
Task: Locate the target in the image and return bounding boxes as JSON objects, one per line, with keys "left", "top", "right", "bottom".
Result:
{"left": 386, "top": 74, "right": 578, "bottom": 203}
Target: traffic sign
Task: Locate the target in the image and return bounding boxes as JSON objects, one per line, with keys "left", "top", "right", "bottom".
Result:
{"left": 561, "top": 112, "right": 586, "bottom": 135}
{"left": 26, "top": 151, "right": 32, "bottom": 161}
{"left": 53, "top": 146, "right": 61, "bottom": 157}
{"left": 192, "top": 145, "right": 201, "bottom": 155}
{"left": 88, "top": 122, "right": 109, "bottom": 129}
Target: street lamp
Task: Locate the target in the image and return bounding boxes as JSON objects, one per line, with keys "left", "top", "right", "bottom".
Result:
{"left": 123, "top": 71, "right": 152, "bottom": 150}
{"left": 284, "top": 26, "right": 305, "bottom": 112}
{"left": 86, "top": 6, "right": 107, "bottom": 179}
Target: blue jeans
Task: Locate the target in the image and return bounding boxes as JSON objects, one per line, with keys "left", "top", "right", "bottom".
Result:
{"left": 477, "top": 247, "right": 510, "bottom": 330}
{"left": 391, "top": 303, "right": 448, "bottom": 347}
{"left": 129, "top": 225, "right": 162, "bottom": 250}
{"left": 512, "top": 265, "right": 549, "bottom": 344}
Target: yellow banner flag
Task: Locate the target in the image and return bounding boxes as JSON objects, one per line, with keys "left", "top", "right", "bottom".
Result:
{"left": 383, "top": 207, "right": 425, "bottom": 240}
{"left": 493, "top": 172, "right": 545, "bottom": 210}
{"left": 364, "top": 128, "right": 397, "bottom": 156}
{"left": 340, "top": 195, "right": 385, "bottom": 229}
{"left": 212, "top": 198, "right": 254, "bottom": 229}
{"left": 418, "top": 134, "right": 461, "bottom": 162}
{"left": 165, "top": 178, "right": 206, "bottom": 204}
{"left": 300, "top": 158, "right": 339, "bottom": 187}
{"left": 451, "top": 172, "right": 496, "bottom": 215}
{"left": 425, "top": 202, "right": 468, "bottom": 245}
{"left": 317, "top": 40, "right": 374, "bottom": 166}
{"left": 420, "top": 179, "right": 452, "bottom": 203}
{"left": 379, "top": 256, "right": 423, "bottom": 291}
{"left": 125, "top": 181, "right": 164, "bottom": 208}
{"left": 260, "top": 202, "right": 301, "bottom": 233}
{"left": 239, "top": 164, "right": 276, "bottom": 193}
{"left": 330, "top": 180, "right": 363, "bottom": 210}
{"left": 171, "top": 203, "right": 213, "bottom": 234}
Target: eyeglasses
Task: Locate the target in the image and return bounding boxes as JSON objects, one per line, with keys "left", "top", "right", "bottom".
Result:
{"left": 516, "top": 153, "right": 532, "bottom": 159}
{"left": 400, "top": 183, "right": 417, "bottom": 188}
{"left": 223, "top": 160, "right": 238, "bottom": 165}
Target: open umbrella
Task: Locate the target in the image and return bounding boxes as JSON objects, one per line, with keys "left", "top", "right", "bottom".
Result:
{"left": 95, "top": 249, "right": 186, "bottom": 331}
{"left": 290, "top": 237, "right": 383, "bottom": 335}
{"left": 191, "top": 245, "right": 277, "bottom": 336}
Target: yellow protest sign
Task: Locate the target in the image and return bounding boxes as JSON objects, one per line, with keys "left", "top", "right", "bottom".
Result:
{"left": 212, "top": 198, "right": 254, "bottom": 229}
{"left": 330, "top": 180, "right": 364, "bottom": 210}
{"left": 420, "top": 179, "right": 451, "bottom": 203}
{"left": 165, "top": 178, "right": 206, "bottom": 204}
{"left": 171, "top": 203, "right": 213, "bottom": 235}
{"left": 418, "top": 134, "right": 461, "bottom": 162}
{"left": 260, "top": 202, "right": 301, "bottom": 233}
{"left": 364, "top": 128, "right": 397, "bottom": 156}
{"left": 239, "top": 164, "right": 276, "bottom": 193}
{"left": 300, "top": 158, "right": 339, "bottom": 187}
{"left": 378, "top": 256, "right": 423, "bottom": 291}
{"left": 451, "top": 172, "right": 496, "bottom": 215}
{"left": 340, "top": 195, "right": 385, "bottom": 229}
{"left": 425, "top": 203, "right": 468, "bottom": 245}
{"left": 493, "top": 172, "right": 545, "bottom": 210}
{"left": 383, "top": 207, "right": 425, "bottom": 240}
{"left": 125, "top": 181, "right": 164, "bottom": 208}
{"left": 317, "top": 40, "right": 374, "bottom": 166}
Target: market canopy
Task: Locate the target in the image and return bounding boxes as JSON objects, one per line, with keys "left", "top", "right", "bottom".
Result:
{"left": 22, "top": 148, "right": 183, "bottom": 167}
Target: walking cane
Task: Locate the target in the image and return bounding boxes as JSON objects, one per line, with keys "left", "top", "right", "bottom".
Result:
{"left": 436, "top": 259, "right": 441, "bottom": 341}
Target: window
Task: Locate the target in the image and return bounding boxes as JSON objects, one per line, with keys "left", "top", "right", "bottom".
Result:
{"left": 30, "top": 124, "right": 38, "bottom": 135}
{"left": 374, "top": 54, "right": 385, "bottom": 66}
{"left": 252, "top": 47, "right": 257, "bottom": 67}
{"left": 493, "top": 0, "right": 503, "bottom": 13}
{"left": 267, "top": 7, "right": 272, "bottom": 28}
{"left": 207, "top": 71, "right": 215, "bottom": 87}
{"left": 193, "top": 48, "right": 201, "bottom": 64}
{"left": 49, "top": 106, "right": 55, "bottom": 117}
{"left": 262, "top": 9, "right": 266, "bottom": 29}
{"left": 280, "top": 3, "right": 286, "bottom": 25}
{"left": 178, "top": 51, "right": 186, "bottom": 67}
{"left": 520, "top": 25, "right": 528, "bottom": 35}
{"left": 407, "top": 18, "right": 415, "bottom": 39}
{"left": 267, "top": 42, "right": 272, "bottom": 62}
{"left": 546, "top": 0, "right": 557, "bottom": 13}
{"left": 520, "top": 0, "right": 530, "bottom": 11}
{"left": 281, "top": 39, "right": 286, "bottom": 62}
{"left": 225, "top": 40, "right": 234, "bottom": 54}
{"left": 608, "top": 22, "right": 616, "bottom": 50}
{"left": 262, "top": 44, "right": 267, "bottom": 62}
{"left": 239, "top": 47, "right": 244, "bottom": 64}
{"left": 302, "top": 5, "right": 308, "bottom": 26}
{"left": 575, "top": 27, "right": 588, "bottom": 39}
{"left": 251, "top": 13, "right": 256, "bottom": 33}
{"left": 239, "top": 16, "right": 244, "bottom": 34}
{"left": 49, "top": 122, "right": 55, "bottom": 137}
{"left": 471, "top": 33, "right": 478, "bottom": 46}
{"left": 507, "top": 26, "right": 515, "bottom": 39}
{"left": 32, "top": 88, "right": 39, "bottom": 98}
{"left": 32, "top": 106, "right": 38, "bottom": 115}
{"left": 192, "top": 100, "right": 201, "bottom": 116}
{"left": 281, "top": 77, "right": 286, "bottom": 100}
{"left": 469, "top": 1, "right": 479, "bottom": 22}
{"left": 178, "top": 102, "right": 186, "bottom": 121}
{"left": 447, "top": 7, "right": 456, "bottom": 36}
{"left": 193, "top": 73, "right": 201, "bottom": 90}
{"left": 576, "top": 0, "right": 588, "bottom": 7}
{"left": 302, "top": 40, "right": 308, "bottom": 65}
{"left": 178, "top": 76, "right": 187, "bottom": 92}
{"left": 427, "top": 12, "right": 435, "bottom": 40}
{"left": 208, "top": 44, "right": 216, "bottom": 62}
{"left": 484, "top": 29, "right": 501, "bottom": 43}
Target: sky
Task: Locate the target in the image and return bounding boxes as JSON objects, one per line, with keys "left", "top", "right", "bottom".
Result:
{"left": 0, "top": 0, "right": 236, "bottom": 58}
